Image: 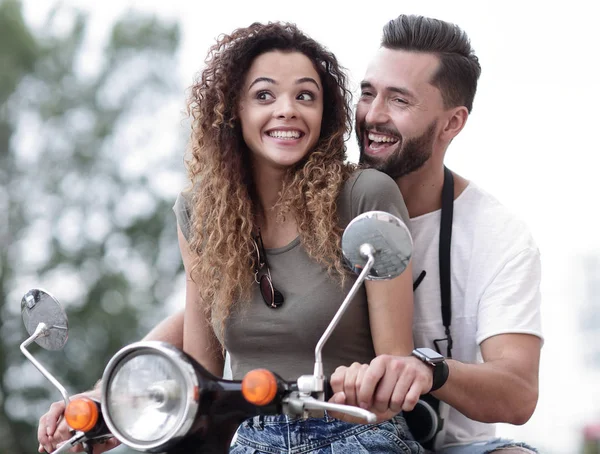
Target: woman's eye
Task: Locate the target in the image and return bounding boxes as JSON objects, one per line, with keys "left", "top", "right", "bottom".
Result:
{"left": 297, "top": 92, "right": 315, "bottom": 101}
{"left": 256, "top": 91, "right": 274, "bottom": 101}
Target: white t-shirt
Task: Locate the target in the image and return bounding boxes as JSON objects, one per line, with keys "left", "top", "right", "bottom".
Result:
{"left": 409, "top": 182, "right": 543, "bottom": 449}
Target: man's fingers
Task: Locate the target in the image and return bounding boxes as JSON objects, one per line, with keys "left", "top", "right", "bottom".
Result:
{"left": 342, "top": 363, "right": 363, "bottom": 407}
{"left": 329, "top": 391, "right": 346, "bottom": 405}
{"left": 93, "top": 438, "right": 121, "bottom": 454}
{"left": 371, "top": 366, "right": 401, "bottom": 414}
{"left": 56, "top": 436, "right": 121, "bottom": 454}
{"left": 357, "top": 357, "right": 388, "bottom": 409}
{"left": 38, "top": 400, "right": 66, "bottom": 453}
{"left": 328, "top": 391, "right": 396, "bottom": 424}
{"left": 330, "top": 366, "right": 347, "bottom": 394}
{"left": 402, "top": 382, "right": 423, "bottom": 411}
{"left": 389, "top": 361, "right": 424, "bottom": 413}
{"left": 38, "top": 391, "right": 104, "bottom": 454}
{"left": 355, "top": 364, "right": 367, "bottom": 396}
{"left": 402, "top": 366, "right": 432, "bottom": 412}
{"left": 46, "top": 401, "right": 66, "bottom": 435}
{"left": 327, "top": 392, "right": 355, "bottom": 422}
{"left": 55, "top": 420, "right": 74, "bottom": 446}
{"left": 37, "top": 415, "right": 49, "bottom": 447}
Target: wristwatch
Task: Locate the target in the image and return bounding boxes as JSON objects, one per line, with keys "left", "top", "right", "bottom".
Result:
{"left": 411, "top": 347, "right": 450, "bottom": 392}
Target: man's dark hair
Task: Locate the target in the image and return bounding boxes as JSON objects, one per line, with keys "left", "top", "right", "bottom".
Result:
{"left": 382, "top": 15, "right": 481, "bottom": 113}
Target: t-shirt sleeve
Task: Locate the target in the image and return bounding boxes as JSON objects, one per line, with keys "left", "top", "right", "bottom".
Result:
{"left": 173, "top": 191, "right": 193, "bottom": 242}
{"left": 350, "top": 169, "right": 410, "bottom": 226}
{"left": 476, "top": 247, "right": 543, "bottom": 345}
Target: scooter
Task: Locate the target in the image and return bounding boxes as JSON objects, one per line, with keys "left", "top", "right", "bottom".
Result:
{"left": 20, "top": 210, "right": 413, "bottom": 454}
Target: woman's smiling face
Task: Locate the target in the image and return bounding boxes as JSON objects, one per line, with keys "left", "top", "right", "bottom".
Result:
{"left": 238, "top": 51, "right": 323, "bottom": 170}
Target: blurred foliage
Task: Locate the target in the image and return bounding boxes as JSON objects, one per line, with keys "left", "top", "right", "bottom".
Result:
{"left": 0, "top": 1, "right": 185, "bottom": 452}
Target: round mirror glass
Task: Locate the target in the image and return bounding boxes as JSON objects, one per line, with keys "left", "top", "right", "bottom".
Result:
{"left": 342, "top": 211, "right": 412, "bottom": 280}
{"left": 21, "top": 289, "right": 69, "bottom": 350}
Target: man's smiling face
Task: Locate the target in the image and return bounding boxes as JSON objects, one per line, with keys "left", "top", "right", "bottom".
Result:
{"left": 356, "top": 47, "right": 446, "bottom": 179}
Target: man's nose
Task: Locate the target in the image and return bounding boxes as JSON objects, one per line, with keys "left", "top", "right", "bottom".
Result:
{"left": 364, "top": 96, "right": 389, "bottom": 125}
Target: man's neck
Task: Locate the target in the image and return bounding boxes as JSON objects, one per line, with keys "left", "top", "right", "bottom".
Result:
{"left": 396, "top": 162, "right": 469, "bottom": 218}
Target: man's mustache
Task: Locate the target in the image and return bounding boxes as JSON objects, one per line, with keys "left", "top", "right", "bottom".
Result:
{"left": 358, "top": 122, "right": 402, "bottom": 139}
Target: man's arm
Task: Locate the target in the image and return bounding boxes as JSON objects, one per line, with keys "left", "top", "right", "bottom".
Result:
{"left": 39, "top": 310, "right": 187, "bottom": 453}
{"left": 332, "top": 246, "right": 543, "bottom": 425}
{"left": 436, "top": 245, "right": 543, "bottom": 424}
{"left": 434, "top": 333, "right": 540, "bottom": 424}
{"left": 331, "top": 333, "right": 540, "bottom": 425}
{"left": 143, "top": 308, "right": 185, "bottom": 348}
{"left": 38, "top": 236, "right": 190, "bottom": 452}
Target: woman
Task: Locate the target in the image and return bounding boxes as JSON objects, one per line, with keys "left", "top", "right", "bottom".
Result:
{"left": 176, "top": 21, "right": 421, "bottom": 453}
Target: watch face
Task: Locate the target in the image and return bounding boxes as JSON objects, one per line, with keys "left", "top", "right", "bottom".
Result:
{"left": 416, "top": 347, "right": 444, "bottom": 362}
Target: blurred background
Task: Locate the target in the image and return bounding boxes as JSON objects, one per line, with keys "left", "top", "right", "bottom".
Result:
{"left": 1, "top": 0, "right": 598, "bottom": 453}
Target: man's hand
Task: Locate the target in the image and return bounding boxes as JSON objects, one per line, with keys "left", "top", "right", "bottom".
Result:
{"left": 37, "top": 389, "right": 120, "bottom": 454}
{"left": 328, "top": 355, "right": 433, "bottom": 422}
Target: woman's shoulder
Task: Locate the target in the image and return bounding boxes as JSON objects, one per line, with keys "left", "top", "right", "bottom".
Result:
{"left": 342, "top": 167, "right": 400, "bottom": 198}
{"left": 173, "top": 188, "right": 194, "bottom": 241}
{"left": 338, "top": 167, "right": 409, "bottom": 226}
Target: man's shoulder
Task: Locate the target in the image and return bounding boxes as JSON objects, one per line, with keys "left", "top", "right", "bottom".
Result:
{"left": 457, "top": 182, "right": 538, "bottom": 250}
{"left": 460, "top": 183, "right": 532, "bottom": 228}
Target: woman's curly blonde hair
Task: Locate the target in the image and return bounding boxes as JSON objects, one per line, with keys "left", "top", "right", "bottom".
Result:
{"left": 185, "top": 22, "right": 354, "bottom": 330}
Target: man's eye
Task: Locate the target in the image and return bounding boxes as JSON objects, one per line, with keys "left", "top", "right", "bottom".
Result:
{"left": 393, "top": 98, "right": 408, "bottom": 105}
{"left": 257, "top": 91, "right": 274, "bottom": 101}
{"left": 297, "top": 92, "right": 315, "bottom": 101}
{"left": 360, "top": 91, "right": 374, "bottom": 98}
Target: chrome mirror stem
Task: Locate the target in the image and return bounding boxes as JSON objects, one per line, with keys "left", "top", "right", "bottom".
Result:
{"left": 313, "top": 244, "right": 376, "bottom": 380}
{"left": 20, "top": 322, "right": 70, "bottom": 408}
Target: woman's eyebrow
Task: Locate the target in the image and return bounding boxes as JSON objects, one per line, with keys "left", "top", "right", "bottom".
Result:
{"left": 248, "top": 77, "right": 276, "bottom": 90}
{"left": 296, "top": 77, "right": 320, "bottom": 91}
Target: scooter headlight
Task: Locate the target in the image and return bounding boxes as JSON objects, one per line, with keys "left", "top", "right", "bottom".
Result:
{"left": 101, "top": 342, "right": 199, "bottom": 451}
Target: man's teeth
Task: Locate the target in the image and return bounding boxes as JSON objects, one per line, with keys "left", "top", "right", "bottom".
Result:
{"left": 269, "top": 130, "right": 301, "bottom": 139}
{"left": 368, "top": 132, "right": 398, "bottom": 143}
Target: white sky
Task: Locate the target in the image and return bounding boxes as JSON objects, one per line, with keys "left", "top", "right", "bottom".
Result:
{"left": 22, "top": 1, "right": 600, "bottom": 452}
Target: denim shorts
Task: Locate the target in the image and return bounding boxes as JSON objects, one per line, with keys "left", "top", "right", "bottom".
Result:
{"left": 438, "top": 438, "right": 537, "bottom": 454}
{"left": 230, "top": 413, "right": 424, "bottom": 454}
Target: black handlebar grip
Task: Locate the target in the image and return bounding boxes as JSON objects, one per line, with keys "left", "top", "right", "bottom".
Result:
{"left": 324, "top": 379, "right": 334, "bottom": 400}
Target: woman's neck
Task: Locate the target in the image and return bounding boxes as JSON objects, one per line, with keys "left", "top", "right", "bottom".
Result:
{"left": 252, "top": 164, "right": 298, "bottom": 248}
{"left": 253, "top": 164, "right": 283, "bottom": 214}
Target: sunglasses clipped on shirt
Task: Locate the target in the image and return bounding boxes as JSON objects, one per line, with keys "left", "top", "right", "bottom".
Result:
{"left": 252, "top": 229, "right": 284, "bottom": 309}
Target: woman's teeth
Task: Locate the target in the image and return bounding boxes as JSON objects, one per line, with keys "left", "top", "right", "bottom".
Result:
{"left": 269, "top": 130, "right": 301, "bottom": 139}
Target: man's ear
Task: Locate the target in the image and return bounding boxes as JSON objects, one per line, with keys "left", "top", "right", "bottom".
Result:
{"left": 440, "top": 106, "right": 469, "bottom": 142}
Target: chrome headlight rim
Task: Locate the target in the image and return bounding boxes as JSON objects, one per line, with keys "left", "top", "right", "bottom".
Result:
{"left": 100, "top": 341, "right": 199, "bottom": 451}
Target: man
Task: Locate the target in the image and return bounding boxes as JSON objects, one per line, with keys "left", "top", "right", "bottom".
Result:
{"left": 329, "top": 14, "right": 542, "bottom": 454}
{"left": 38, "top": 14, "right": 542, "bottom": 454}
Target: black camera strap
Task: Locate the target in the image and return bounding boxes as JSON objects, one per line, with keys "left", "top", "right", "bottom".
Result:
{"left": 405, "top": 166, "right": 455, "bottom": 450}
{"left": 436, "top": 166, "right": 454, "bottom": 359}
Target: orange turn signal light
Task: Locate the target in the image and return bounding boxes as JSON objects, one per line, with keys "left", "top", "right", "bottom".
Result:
{"left": 64, "top": 397, "right": 99, "bottom": 432}
{"left": 242, "top": 369, "right": 278, "bottom": 406}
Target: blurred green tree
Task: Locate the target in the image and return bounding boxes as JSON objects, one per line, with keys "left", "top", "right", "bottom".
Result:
{"left": 0, "top": 1, "right": 185, "bottom": 451}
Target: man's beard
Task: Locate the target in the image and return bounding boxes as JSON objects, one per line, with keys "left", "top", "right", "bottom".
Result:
{"left": 358, "top": 120, "right": 437, "bottom": 180}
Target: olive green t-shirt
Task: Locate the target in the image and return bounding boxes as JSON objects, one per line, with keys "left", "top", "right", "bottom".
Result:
{"left": 173, "top": 169, "right": 410, "bottom": 380}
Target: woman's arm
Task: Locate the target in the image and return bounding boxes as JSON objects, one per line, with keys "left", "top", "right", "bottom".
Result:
{"left": 365, "top": 260, "right": 415, "bottom": 357}
{"left": 329, "top": 261, "right": 416, "bottom": 421}
{"left": 178, "top": 226, "right": 224, "bottom": 377}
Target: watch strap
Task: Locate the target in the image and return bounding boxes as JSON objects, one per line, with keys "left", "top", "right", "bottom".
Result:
{"left": 412, "top": 349, "right": 450, "bottom": 392}
{"left": 430, "top": 360, "right": 449, "bottom": 392}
